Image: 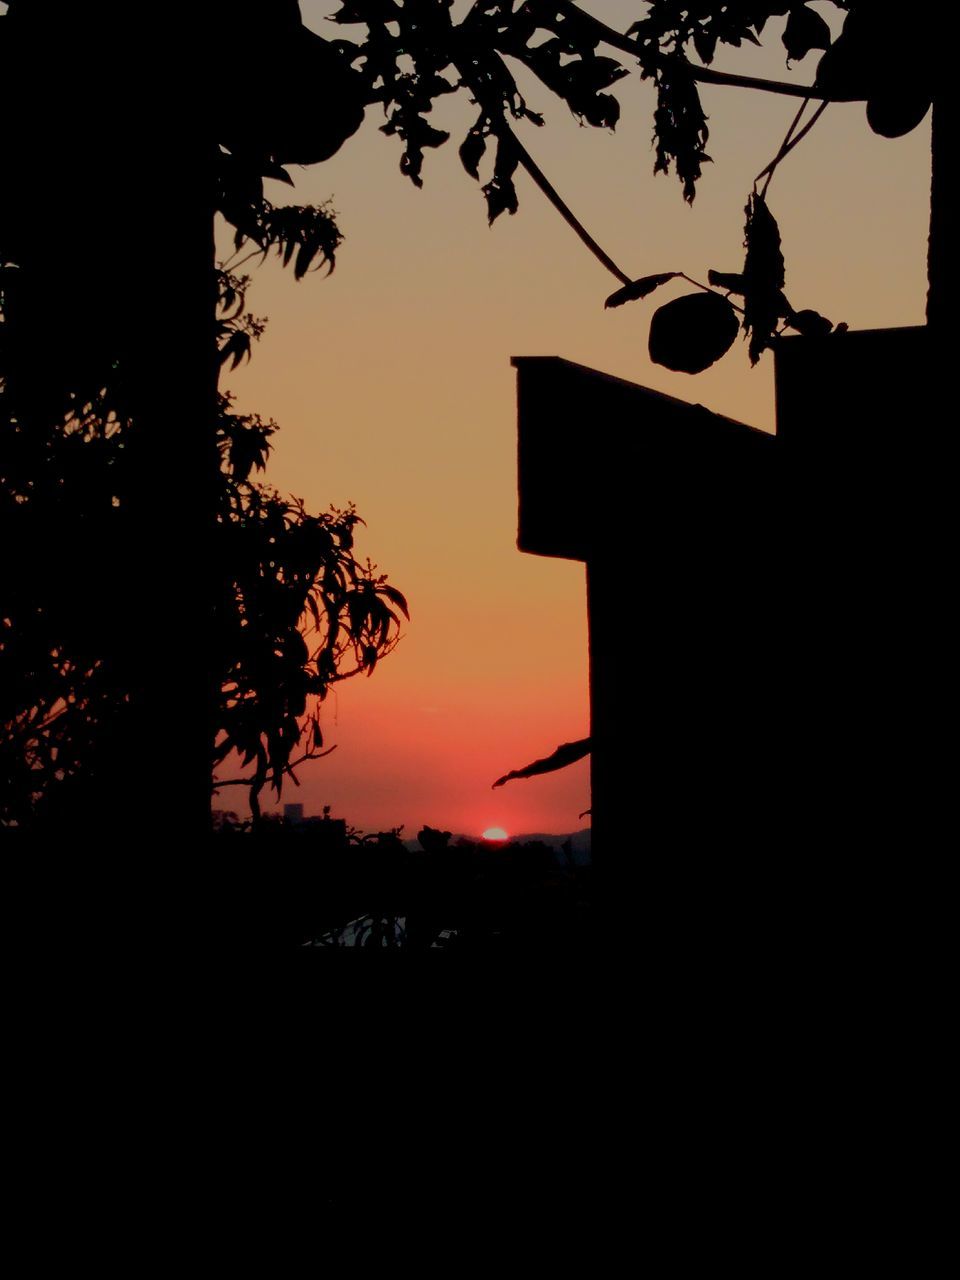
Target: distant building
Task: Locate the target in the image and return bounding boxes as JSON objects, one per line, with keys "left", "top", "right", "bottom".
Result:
{"left": 284, "top": 802, "right": 304, "bottom": 824}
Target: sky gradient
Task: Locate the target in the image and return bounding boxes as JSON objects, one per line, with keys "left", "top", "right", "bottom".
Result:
{"left": 220, "top": 1, "right": 931, "bottom": 836}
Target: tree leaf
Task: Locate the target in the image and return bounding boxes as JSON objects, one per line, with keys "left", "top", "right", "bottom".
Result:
{"left": 459, "top": 129, "right": 486, "bottom": 181}
{"left": 604, "top": 272, "right": 678, "bottom": 309}
{"left": 866, "top": 92, "right": 931, "bottom": 138}
{"left": 693, "top": 28, "right": 718, "bottom": 65}
{"left": 648, "top": 291, "right": 739, "bottom": 374}
{"left": 379, "top": 584, "right": 409, "bottom": 619}
{"left": 491, "top": 738, "right": 591, "bottom": 789}
{"left": 261, "top": 160, "right": 294, "bottom": 186}
{"left": 579, "top": 91, "right": 621, "bottom": 131}
{"left": 652, "top": 59, "right": 710, "bottom": 203}
{"left": 783, "top": 5, "right": 832, "bottom": 63}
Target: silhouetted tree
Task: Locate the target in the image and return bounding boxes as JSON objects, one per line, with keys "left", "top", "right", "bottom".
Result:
{"left": 0, "top": 272, "right": 409, "bottom": 828}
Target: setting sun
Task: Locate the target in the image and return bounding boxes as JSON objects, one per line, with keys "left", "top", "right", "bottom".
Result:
{"left": 482, "top": 827, "right": 509, "bottom": 842}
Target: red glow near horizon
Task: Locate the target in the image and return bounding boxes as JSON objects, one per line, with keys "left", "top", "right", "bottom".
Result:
{"left": 482, "top": 827, "right": 508, "bottom": 841}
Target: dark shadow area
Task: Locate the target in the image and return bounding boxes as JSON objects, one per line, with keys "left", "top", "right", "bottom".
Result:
{"left": 210, "top": 820, "right": 595, "bottom": 953}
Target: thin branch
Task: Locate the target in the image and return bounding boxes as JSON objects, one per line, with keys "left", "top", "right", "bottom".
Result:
{"left": 493, "top": 116, "right": 632, "bottom": 286}
{"left": 685, "top": 62, "right": 833, "bottom": 102}
{"left": 212, "top": 744, "right": 337, "bottom": 789}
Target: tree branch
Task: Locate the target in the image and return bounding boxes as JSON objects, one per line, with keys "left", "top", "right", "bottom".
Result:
{"left": 454, "top": 49, "right": 633, "bottom": 286}
{"left": 690, "top": 63, "right": 833, "bottom": 102}
{"left": 491, "top": 113, "right": 632, "bottom": 286}
{"left": 555, "top": 1, "right": 858, "bottom": 103}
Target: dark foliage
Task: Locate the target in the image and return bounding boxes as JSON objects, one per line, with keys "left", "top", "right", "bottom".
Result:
{"left": 3, "top": 1, "right": 929, "bottom": 380}
{"left": 782, "top": 4, "right": 832, "bottom": 65}
{"left": 328, "top": 0, "right": 635, "bottom": 220}
{"left": 741, "top": 191, "right": 787, "bottom": 365}
{"left": 650, "top": 53, "right": 712, "bottom": 204}
{"left": 626, "top": 1, "right": 853, "bottom": 199}
{"left": 219, "top": 17, "right": 368, "bottom": 165}
{"left": 0, "top": 264, "right": 407, "bottom": 828}
{"left": 312, "top": 3, "right": 877, "bottom": 369}
{"left": 213, "top": 813, "right": 592, "bottom": 951}
{"left": 815, "top": 2, "right": 933, "bottom": 136}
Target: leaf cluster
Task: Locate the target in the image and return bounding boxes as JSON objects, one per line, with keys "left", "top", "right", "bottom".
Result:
{"left": 630, "top": 2, "right": 841, "bottom": 201}
{"left": 606, "top": 194, "right": 839, "bottom": 372}
{"left": 329, "top": 0, "right": 637, "bottom": 222}
{"left": 314, "top": 1, "right": 928, "bottom": 256}
{"left": 213, "top": 409, "right": 409, "bottom": 817}
{"left": 218, "top": 146, "right": 345, "bottom": 280}
{"left": 217, "top": 269, "right": 267, "bottom": 371}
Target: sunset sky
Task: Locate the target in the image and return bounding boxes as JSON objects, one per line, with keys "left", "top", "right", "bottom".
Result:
{"left": 220, "top": 1, "right": 931, "bottom": 836}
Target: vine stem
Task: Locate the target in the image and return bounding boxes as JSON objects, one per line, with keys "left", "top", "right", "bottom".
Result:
{"left": 756, "top": 100, "right": 830, "bottom": 198}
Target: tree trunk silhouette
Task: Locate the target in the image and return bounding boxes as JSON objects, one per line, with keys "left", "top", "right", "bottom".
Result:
{"left": 117, "top": 150, "right": 219, "bottom": 847}
{"left": 6, "top": 4, "right": 220, "bottom": 853}
{"left": 90, "top": 19, "right": 221, "bottom": 850}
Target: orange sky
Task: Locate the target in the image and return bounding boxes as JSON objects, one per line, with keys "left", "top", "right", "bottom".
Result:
{"left": 220, "top": 1, "right": 931, "bottom": 837}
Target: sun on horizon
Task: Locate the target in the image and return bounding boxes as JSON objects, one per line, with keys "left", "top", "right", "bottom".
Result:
{"left": 482, "top": 827, "right": 509, "bottom": 842}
